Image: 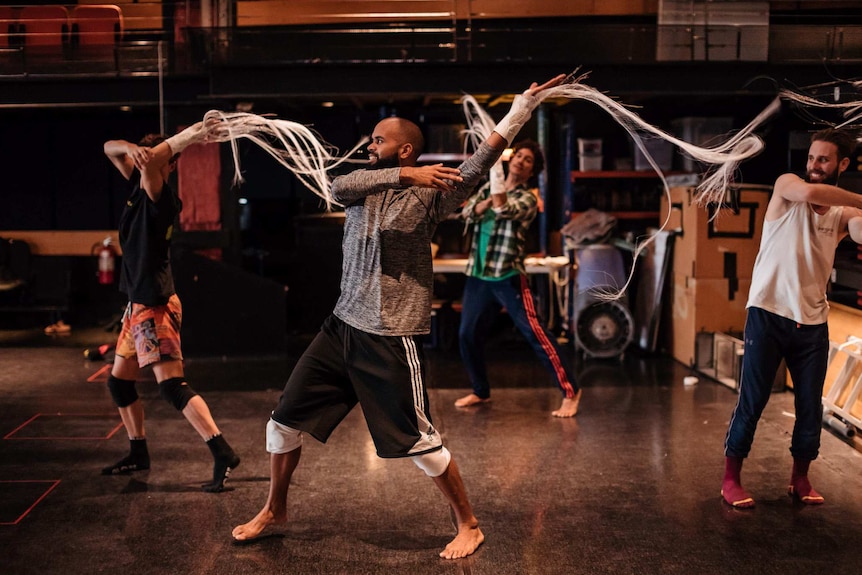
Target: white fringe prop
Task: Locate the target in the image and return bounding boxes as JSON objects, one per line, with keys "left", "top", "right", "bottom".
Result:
{"left": 458, "top": 71, "right": 781, "bottom": 302}
{"left": 460, "top": 94, "right": 496, "bottom": 152}
{"left": 540, "top": 72, "right": 779, "bottom": 208}
{"left": 201, "top": 110, "right": 369, "bottom": 211}
{"left": 778, "top": 80, "right": 862, "bottom": 130}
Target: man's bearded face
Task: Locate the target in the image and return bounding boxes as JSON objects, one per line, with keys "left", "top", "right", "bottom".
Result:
{"left": 369, "top": 150, "right": 400, "bottom": 170}
{"left": 805, "top": 163, "right": 840, "bottom": 186}
{"left": 805, "top": 140, "right": 842, "bottom": 186}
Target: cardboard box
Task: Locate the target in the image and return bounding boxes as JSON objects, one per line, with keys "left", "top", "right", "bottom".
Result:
{"left": 668, "top": 273, "right": 750, "bottom": 366}
{"left": 661, "top": 184, "right": 771, "bottom": 279}
{"left": 695, "top": 330, "right": 787, "bottom": 392}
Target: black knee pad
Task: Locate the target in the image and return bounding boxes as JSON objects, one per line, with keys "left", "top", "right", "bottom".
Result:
{"left": 158, "top": 377, "right": 198, "bottom": 411}
{"left": 107, "top": 374, "right": 138, "bottom": 408}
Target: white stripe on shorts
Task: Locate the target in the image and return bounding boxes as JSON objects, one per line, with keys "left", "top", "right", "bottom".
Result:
{"left": 401, "top": 336, "right": 425, "bottom": 413}
{"left": 400, "top": 336, "right": 441, "bottom": 455}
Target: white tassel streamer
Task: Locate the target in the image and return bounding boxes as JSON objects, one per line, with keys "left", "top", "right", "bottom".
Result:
{"left": 778, "top": 81, "right": 862, "bottom": 130}
{"left": 201, "top": 110, "right": 369, "bottom": 211}
{"left": 460, "top": 94, "right": 496, "bottom": 152}
{"left": 459, "top": 71, "right": 781, "bottom": 302}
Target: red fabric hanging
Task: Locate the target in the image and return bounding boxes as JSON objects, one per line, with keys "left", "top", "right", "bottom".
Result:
{"left": 177, "top": 141, "right": 222, "bottom": 260}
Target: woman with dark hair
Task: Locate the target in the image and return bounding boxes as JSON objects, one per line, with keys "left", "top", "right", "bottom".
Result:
{"left": 101, "top": 125, "right": 240, "bottom": 492}
{"left": 455, "top": 139, "right": 581, "bottom": 417}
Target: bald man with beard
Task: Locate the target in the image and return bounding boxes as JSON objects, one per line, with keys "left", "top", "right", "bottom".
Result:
{"left": 232, "top": 75, "right": 566, "bottom": 558}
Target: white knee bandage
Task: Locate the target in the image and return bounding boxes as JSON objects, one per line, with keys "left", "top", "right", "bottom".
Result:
{"left": 266, "top": 419, "right": 303, "bottom": 454}
{"left": 411, "top": 447, "right": 451, "bottom": 477}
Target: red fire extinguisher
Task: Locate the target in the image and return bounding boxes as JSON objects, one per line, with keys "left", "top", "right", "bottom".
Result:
{"left": 96, "top": 237, "right": 116, "bottom": 285}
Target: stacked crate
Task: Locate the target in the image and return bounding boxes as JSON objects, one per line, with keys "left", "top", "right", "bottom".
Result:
{"left": 660, "top": 184, "right": 772, "bottom": 367}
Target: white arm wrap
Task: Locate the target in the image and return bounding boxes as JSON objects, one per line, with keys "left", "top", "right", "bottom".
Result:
{"left": 164, "top": 123, "right": 203, "bottom": 155}
{"left": 493, "top": 92, "right": 540, "bottom": 144}
{"left": 489, "top": 160, "right": 506, "bottom": 196}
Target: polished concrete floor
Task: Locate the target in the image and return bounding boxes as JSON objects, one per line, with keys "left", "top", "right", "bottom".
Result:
{"left": 3, "top": 324, "right": 862, "bottom": 575}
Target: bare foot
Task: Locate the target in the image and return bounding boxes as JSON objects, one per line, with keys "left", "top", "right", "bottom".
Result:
{"left": 454, "top": 393, "right": 490, "bottom": 408}
{"left": 232, "top": 506, "right": 286, "bottom": 541}
{"left": 439, "top": 524, "right": 484, "bottom": 559}
{"left": 552, "top": 390, "right": 581, "bottom": 418}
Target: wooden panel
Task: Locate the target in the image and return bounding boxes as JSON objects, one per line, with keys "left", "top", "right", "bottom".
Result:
{"left": 238, "top": 0, "right": 457, "bottom": 27}
{"left": 74, "top": 1, "right": 161, "bottom": 30}
{"left": 237, "top": 0, "right": 658, "bottom": 27}
{"left": 466, "top": 0, "right": 657, "bottom": 18}
{"left": 466, "top": 0, "right": 593, "bottom": 18}
{"left": 120, "top": 3, "right": 162, "bottom": 31}
{"left": 821, "top": 304, "right": 862, "bottom": 403}
{"left": 668, "top": 273, "right": 750, "bottom": 367}
{"left": 595, "top": 0, "right": 659, "bottom": 15}
{"left": 661, "top": 185, "right": 770, "bottom": 280}
{"left": 0, "top": 231, "right": 122, "bottom": 256}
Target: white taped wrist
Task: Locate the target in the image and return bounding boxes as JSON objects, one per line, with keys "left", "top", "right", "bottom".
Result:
{"left": 165, "top": 123, "right": 203, "bottom": 155}
{"left": 493, "top": 92, "right": 539, "bottom": 144}
{"left": 489, "top": 161, "right": 506, "bottom": 195}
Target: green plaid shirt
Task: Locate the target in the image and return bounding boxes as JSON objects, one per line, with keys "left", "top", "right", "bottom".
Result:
{"left": 460, "top": 181, "right": 538, "bottom": 278}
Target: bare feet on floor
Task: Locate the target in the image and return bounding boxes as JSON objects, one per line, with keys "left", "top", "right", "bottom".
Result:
{"left": 552, "top": 390, "right": 582, "bottom": 418}
{"left": 454, "top": 393, "right": 490, "bottom": 408}
{"left": 439, "top": 524, "right": 484, "bottom": 559}
{"left": 231, "top": 506, "right": 287, "bottom": 542}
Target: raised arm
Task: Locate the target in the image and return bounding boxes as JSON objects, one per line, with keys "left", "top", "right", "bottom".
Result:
{"left": 773, "top": 173, "right": 862, "bottom": 210}
{"left": 104, "top": 139, "right": 150, "bottom": 181}
{"left": 104, "top": 121, "right": 207, "bottom": 203}
{"left": 103, "top": 138, "right": 174, "bottom": 203}
{"left": 330, "top": 167, "right": 402, "bottom": 205}
{"left": 491, "top": 188, "right": 538, "bottom": 221}
{"left": 441, "top": 74, "right": 567, "bottom": 213}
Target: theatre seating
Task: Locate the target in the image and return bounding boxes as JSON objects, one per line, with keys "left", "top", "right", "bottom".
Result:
{"left": 0, "top": 7, "right": 18, "bottom": 49}
{"left": 2, "top": 5, "right": 128, "bottom": 73}
{"left": 14, "top": 5, "right": 68, "bottom": 72}
{"left": 17, "top": 5, "right": 69, "bottom": 48}
{"left": 70, "top": 5, "right": 124, "bottom": 46}
{"left": 69, "top": 4, "right": 124, "bottom": 71}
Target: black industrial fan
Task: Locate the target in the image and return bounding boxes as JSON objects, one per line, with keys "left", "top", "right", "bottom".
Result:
{"left": 575, "top": 300, "right": 634, "bottom": 358}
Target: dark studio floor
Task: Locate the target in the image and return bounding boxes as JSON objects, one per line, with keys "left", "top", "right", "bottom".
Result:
{"left": 3, "top": 324, "right": 862, "bottom": 575}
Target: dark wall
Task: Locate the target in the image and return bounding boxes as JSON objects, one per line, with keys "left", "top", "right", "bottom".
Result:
{"left": 0, "top": 108, "right": 163, "bottom": 230}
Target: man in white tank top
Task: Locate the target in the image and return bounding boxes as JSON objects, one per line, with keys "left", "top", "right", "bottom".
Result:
{"left": 722, "top": 128, "right": 862, "bottom": 508}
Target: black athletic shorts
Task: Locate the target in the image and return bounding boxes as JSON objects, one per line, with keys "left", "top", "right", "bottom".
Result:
{"left": 271, "top": 314, "right": 443, "bottom": 458}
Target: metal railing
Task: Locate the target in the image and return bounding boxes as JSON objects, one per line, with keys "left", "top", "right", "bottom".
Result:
{"left": 1, "top": 2, "right": 860, "bottom": 78}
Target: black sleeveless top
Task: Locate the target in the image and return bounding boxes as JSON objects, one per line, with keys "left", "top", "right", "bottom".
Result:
{"left": 118, "top": 171, "right": 181, "bottom": 306}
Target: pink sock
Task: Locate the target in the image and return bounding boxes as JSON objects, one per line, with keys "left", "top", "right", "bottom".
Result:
{"left": 789, "top": 459, "right": 824, "bottom": 504}
{"left": 722, "top": 456, "right": 755, "bottom": 508}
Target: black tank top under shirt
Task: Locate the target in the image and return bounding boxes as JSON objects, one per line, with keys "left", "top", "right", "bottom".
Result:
{"left": 118, "top": 171, "right": 181, "bottom": 306}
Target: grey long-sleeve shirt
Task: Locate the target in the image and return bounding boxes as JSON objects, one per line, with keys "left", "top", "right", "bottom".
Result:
{"left": 330, "top": 141, "right": 500, "bottom": 336}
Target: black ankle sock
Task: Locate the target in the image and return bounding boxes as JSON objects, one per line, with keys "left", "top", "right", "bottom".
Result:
{"left": 102, "top": 438, "right": 150, "bottom": 475}
{"left": 202, "top": 434, "right": 240, "bottom": 493}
